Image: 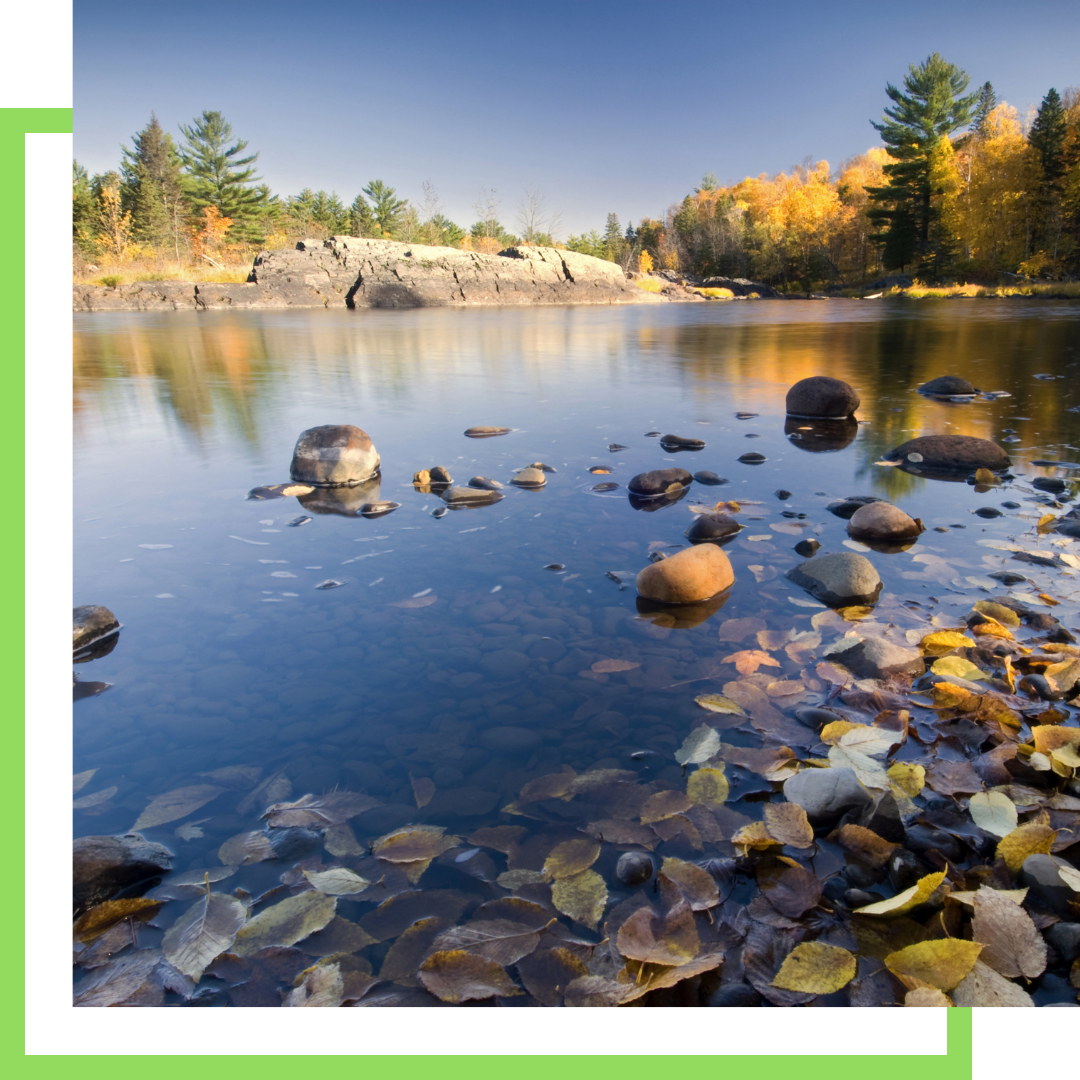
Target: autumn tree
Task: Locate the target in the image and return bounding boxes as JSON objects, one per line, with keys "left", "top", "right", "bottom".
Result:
{"left": 866, "top": 54, "right": 979, "bottom": 273}
{"left": 178, "top": 110, "right": 269, "bottom": 243}
{"left": 121, "top": 113, "right": 187, "bottom": 256}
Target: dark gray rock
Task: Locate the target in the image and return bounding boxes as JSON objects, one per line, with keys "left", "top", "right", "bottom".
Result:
{"left": 706, "top": 983, "right": 761, "bottom": 1007}
{"left": 786, "top": 552, "right": 882, "bottom": 607}
{"left": 738, "top": 452, "right": 766, "bottom": 464}
{"left": 466, "top": 476, "right": 504, "bottom": 490}
{"left": 660, "top": 434, "right": 705, "bottom": 451}
{"left": 786, "top": 376, "right": 860, "bottom": 418}
{"left": 794, "top": 538, "right": 821, "bottom": 558}
{"left": 975, "top": 506, "right": 1003, "bottom": 518}
{"left": 73, "top": 605, "right": 120, "bottom": 653}
{"left": 73, "top": 833, "right": 173, "bottom": 917}
{"left": 290, "top": 425, "right": 380, "bottom": 486}
{"left": 693, "top": 471, "right": 728, "bottom": 486}
{"left": 1033, "top": 477, "right": 1067, "bottom": 494}
{"left": 1047, "top": 922, "right": 1080, "bottom": 964}
{"left": 627, "top": 468, "right": 693, "bottom": 497}
{"left": 615, "top": 852, "right": 654, "bottom": 887}
{"left": 442, "top": 485, "right": 504, "bottom": 505}
{"left": 1021, "top": 855, "right": 1078, "bottom": 917}
{"left": 783, "top": 767, "right": 872, "bottom": 824}
{"left": 828, "top": 496, "right": 882, "bottom": 520}
{"left": 919, "top": 375, "right": 976, "bottom": 396}
{"left": 830, "top": 637, "right": 925, "bottom": 680}
{"left": 884, "top": 435, "right": 1011, "bottom": 474}
{"left": 685, "top": 513, "right": 741, "bottom": 543}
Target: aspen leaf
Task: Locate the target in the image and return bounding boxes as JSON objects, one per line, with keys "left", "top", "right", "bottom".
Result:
{"left": 161, "top": 891, "right": 247, "bottom": 982}
{"left": 132, "top": 784, "right": 225, "bottom": 831}
{"left": 74, "top": 786, "right": 118, "bottom": 810}
{"left": 660, "top": 859, "right": 720, "bottom": 910}
{"left": 232, "top": 891, "right": 337, "bottom": 957}
{"left": 518, "top": 772, "right": 576, "bottom": 802}
{"left": 996, "top": 823, "right": 1058, "bottom": 872}
{"left": 834, "top": 823, "right": 901, "bottom": 868}
{"left": 263, "top": 791, "right": 380, "bottom": 828}
{"left": 762, "top": 802, "right": 814, "bottom": 848}
{"left": 971, "top": 887, "right": 1046, "bottom": 979}
{"left": 410, "top": 775, "right": 435, "bottom": 808}
{"left": 761, "top": 864, "right": 822, "bottom": 918}
{"left": 686, "top": 766, "right": 729, "bottom": 806}
{"left": 771, "top": 941, "right": 856, "bottom": 995}
{"left": 694, "top": 694, "right": 745, "bottom": 716}
{"left": 616, "top": 899, "right": 700, "bottom": 965}
{"left": 884, "top": 939, "right": 983, "bottom": 991}
{"left": 722, "top": 649, "right": 781, "bottom": 675}
{"left": 516, "top": 947, "right": 590, "bottom": 1007}
{"left": 722, "top": 744, "right": 798, "bottom": 780}
{"left": 378, "top": 917, "right": 449, "bottom": 986}
{"left": 73, "top": 768, "right": 98, "bottom": 794}
{"left": 757, "top": 629, "right": 793, "bottom": 651}
{"left": 854, "top": 871, "right": 946, "bottom": 917}
{"left": 968, "top": 791, "right": 1018, "bottom": 838}
{"left": 418, "top": 950, "right": 522, "bottom": 1002}
{"left": 919, "top": 630, "right": 976, "bottom": 655}
{"left": 731, "top": 821, "right": 782, "bottom": 855}
{"left": 74, "top": 898, "right": 164, "bottom": 943}
{"left": 926, "top": 759, "right": 983, "bottom": 797}
{"left": 581, "top": 819, "right": 658, "bottom": 848}
{"left": 302, "top": 868, "right": 372, "bottom": 895}
{"left": 563, "top": 975, "right": 632, "bottom": 1007}
{"left": 542, "top": 839, "right": 600, "bottom": 881}
{"left": 888, "top": 762, "right": 925, "bottom": 797}
{"left": 468, "top": 825, "right": 527, "bottom": 853}
{"left": 717, "top": 616, "right": 767, "bottom": 643}
{"left": 592, "top": 659, "right": 640, "bottom": 673}
{"left": 951, "top": 960, "right": 1034, "bottom": 1006}
{"left": 372, "top": 825, "right": 460, "bottom": 863}
{"left": 497, "top": 869, "right": 546, "bottom": 890}
{"left": 828, "top": 744, "right": 890, "bottom": 789}
{"left": 674, "top": 724, "right": 721, "bottom": 766}
{"left": 971, "top": 620, "right": 1014, "bottom": 641}
{"left": 973, "top": 601, "right": 1021, "bottom": 626}
{"left": 1032, "top": 725, "right": 1080, "bottom": 756}
{"left": 550, "top": 869, "right": 607, "bottom": 930}
{"left": 1058, "top": 863, "right": 1080, "bottom": 892}
{"left": 619, "top": 953, "right": 724, "bottom": 1002}
{"left": 820, "top": 719, "right": 865, "bottom": 744}
{"left": 905, "top": 987, "right": 953, "bottom": 1006}
{"left": 640, "top": 789, "right": 693, "bottom": 824}
{"left": 432, "top": 918, "right": 545, "bottom": 967}
{"left": 218, "top": 830, "right": 274, "bottom": 867}
{"left": 949, "top": 888, "right": 1027, "bottom": 908}
{"left": 323, "top": 823, "right": 365, "bottom": 857}
{"left": 284, "top": 962, "right": 344, "bottom": 1007}
{"left": 931, "top": 656, "right": 988, "bottom": 681}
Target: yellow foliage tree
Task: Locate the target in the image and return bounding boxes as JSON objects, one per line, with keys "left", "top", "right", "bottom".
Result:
{"left": 93, "top": 185, "right": 136, "bottom": 264}
{"left": 191, "top": 206, "right": 233, "bottom": 266}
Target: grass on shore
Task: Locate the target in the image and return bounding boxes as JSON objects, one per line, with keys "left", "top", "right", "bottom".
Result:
{"left": 73, "top": 259, "right": 253, "bottom": 289}
{"left": 835, "top": 280, "right": 1080, "bottom": 299}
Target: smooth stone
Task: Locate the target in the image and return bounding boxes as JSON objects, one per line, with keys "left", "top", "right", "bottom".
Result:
{"left": 627, "top": 468, "right": 693, "bottom": 497}
{"left": 414, "top": 466, "right": 453, "bottom": 485}
{"left": 1033, "top": 477, "right": 1067, "bottom": 494}
{"left": 591, "top": 482, "right": 620, "bottom": 491}
{"left": 786, "top": 376, "right": 860, "bottom": 418}
{"left": 786, "top": 552, "right": 882, "bottom": 607}
{"left": 615, "top": 852, "right": 654, "bottom": 887}
{"left": 988, "top": 571, "right": 1027, "bottom": 585}
{"left": 829, "top": 637, "right": 925, "bottom": 680}
{"left": 684, "top": 513, "right": 741, "bottom": 543}
{"left": 975, "top": 506, "right": 1003, "bottom": 518}
{"left": 247, "top": 482, "right": 316, "bottom": 499}
{"left": 298, "top": 476, "right": 381, "bottom": 516}
{"left": 919, "top": 375, "right": 976, "bottom": 396}
{"left": 1046, "top": 922, "right": 1080, "bottom": 963}
{"left": 1021, "top": 855, "right": 1078, "bottom": 918}
{"left": 735, "top": 412, "right": 758, "bottom": 420}
{"left": 775, "top": 490, "right": 792, "bottom": 500}
{"left": 467, "top": 476, "right": 504, "bottom": 490}
{"left": 660, "top": 434, "right": 705, "bottom": 451}
{"left": 885, "top": 435, "right": 1011, "bottom": 474}
{"left": 608, "top": 443, "right": 628, "bottom": 451}
{"left": 706, "top": 984, "right": 761, "bottom": 1007}
{"left": 442, "top": 485, "right": 504, "bottom": 505}
{"left": 794, "top": 539, "right": 821, "bottom": 557}
{"left": 511, "top": 467, "right": 547, "bottom": 487}
{"left": 359, "top": 501, "right": 400, "bottom": 518}
{"left": 635, "top": 543, "right": 734, "bottom": 605}
{"left": 73, "top": 833, "right": 173, "bottom": 917}
{"left": 783, "top": 767, "right": 872, "bottom": 825}
{"left": 693, "top": 471, "right": 728, "bottom": 486}
{"left": 738, "top": 452, "right": 766, "bottom": 464}
{"left": 73, "top": 605, "right": 120, "bottom": 652}
{"left": 527, "top": 462, "right": 557, "bottom": 473}
{"left": 847, "top": 502, "right": 924, "bottom": 541}
{"left": 828, "top": 496, "right": 882, "bottom": 520}
{"left": 478, "top": 726, "right": 542, "bottom": 753}
{"left": 287, "top": 515, "right": 312, "bottom": 527}
{"left": 784, "top": 416, "right": 859, "bottom": 452}
{"left": 464, "top": 426, "right": 511, "bottom": 438}
{"left": 290, "top": 424, "right": 380, "bottom": 486}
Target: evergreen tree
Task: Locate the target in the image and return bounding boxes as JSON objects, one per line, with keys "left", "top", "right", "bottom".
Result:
{"left": 1030, "top": 88, "right": 1068, "bottom": 190}
{"left": 287, "top": 189, "right": 349, "bottom": 235}
{"left": 72, "top": 161, "right": 95, "bottom": 245}
{"left": 695, "top": 172, "right": 719, "bottom": 193}
{"left": 971, "top": 82, "right": 997, "bottom": 138}
{"left": 866, "top": 53, "right": 978, "bottom": 271}
{"left": 178, "top": 110, "right": 269, "bottom": 243}
{"left": 349, "top": 193, "right": 375, "bottom": 237}
{"left": 603, "top": 212, "right": 623, "bottom": 262}
{"left": 362, "top": 180, "right": 408, "bottom": 236}
{"left": 120, "top": 113, "right": 186, "bottom": 255}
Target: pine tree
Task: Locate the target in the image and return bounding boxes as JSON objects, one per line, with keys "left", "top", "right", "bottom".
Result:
{"left": 972, "top": 82, "right": 997, "bottom": 138}
{"left": 178, "top": 110, "right": 269, "bottom": 243}
{"left": 349, "top": 193, "right": 375, "bottom": 237}
{"left": 1030, "top": 89, "right": 1068, "bottom": 190}
{"left": 602, "top": 213, "right": 623, "bottom": 262}
{"left": 120, "top": 113, "right": 186, "bottom": 256}
{"left": 866, "top": 53, "right": 979, "bottom": 272}
{"left": 72, "top": 161, "right": 96, "bottom": 247}
{"left": 362, "top": 180, "right": 408, "bottom": 236}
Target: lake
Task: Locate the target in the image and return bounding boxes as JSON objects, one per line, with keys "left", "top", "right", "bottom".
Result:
{"left": 72, "top": 300, "right": 1080, "bottom": 1007}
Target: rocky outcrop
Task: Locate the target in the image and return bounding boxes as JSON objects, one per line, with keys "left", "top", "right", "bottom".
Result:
{"left": 74, "top": 238, "right": 660, "bottom": 312}
{"left": 74, "top": 833, "right": 173, "bottom": 917}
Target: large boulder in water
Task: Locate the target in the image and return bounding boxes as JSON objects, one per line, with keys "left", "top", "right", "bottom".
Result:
{"left": 918, "top": 375, "right": 976, "bottom": 396}
{"left": 847, "top": 502, "right": 924, "bottom": 542}
{"left": 73, "top": 833, "right": 173, "bottom": 917}
{"left": 786, "top": 552, "right": 882, "bottom": 607}
{"left": 290, "top": 424, "right": 380, "bottom": 486}
{"left": 628, "top": 468, "right": 693, "bottom": 497}
{"left": 786, "top": 376, "right": 860, "bottom": 418}
{"left": 636, "top": 544, "right": 734, "bottom": 604}
{"left": 884, "top": 434, "right": 1010, "bottom": 474}
{"left": 73, "top": 605, "right": 119, "bottom": 653}
{"left": 685, "top": 512, "right": 741, "bottom": 543}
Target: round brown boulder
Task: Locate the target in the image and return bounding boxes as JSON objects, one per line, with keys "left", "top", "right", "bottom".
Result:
{"left": 786, "top": 376, "right": 860, "bottom": 418}
{"left": 636, "top": 544, "right": 735, "bottom": 604}
{"left": 290, "top": 425, "right": 380, "bottom": 487}
{"left": 918, "top": 375, "right": 976, "bottom": 396}
{"left": 628, "top": 468, "right": 693, "bottom": 497}
{"left": 73, "top": 605, "right": 119, "bottom": 652}
{"left": 885, "top": 435, "right": 1011, "bottom": 473}
{"left": 847, "top": 502, "right": 924, "bottom": 541}
{"left": 685, "top": 512, "right": 741, "bottom": 543}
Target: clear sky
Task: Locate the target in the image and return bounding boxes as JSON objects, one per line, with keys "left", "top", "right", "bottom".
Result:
{"left": 74, "top": 0, "right": 1079, "bottom": 237}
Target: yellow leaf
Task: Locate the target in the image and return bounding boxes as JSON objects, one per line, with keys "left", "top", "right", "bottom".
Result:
{"left": 971, "top": 620, "right": 1014, "bottom": 641}
{"left": 372, "top": 825, "right": 460, "bottom": 863}
{"left": 1038, "top": 514, "right": 1057, "bottom": 532}
{"left": 762, "top": 802, "right": 814, "bottom": 848}
{"left": 930, "top": 683, "right": 981, "bottom": 711}
{"left": 640, "top": 789, "right": 693, "bottom": 824}
{"left": 694, "top": 694, "right": 745, "bottom": 716}
{"left": 834, "top": 823, "right": 901, "bottom": 868}
{"left": 730, "top": 820, "right": 781, "bottom": 855}
{"left": 919, "top": 630, "right": 976, "bottom": 655}
{"left": 972, "top": 601, "right": 1020, "bottom": 626}
{"left": 931, "top": 655, "right": 988, "bottom": 681}
{"left": 888, "top": 762, "right": 926, "bottom": 798}
{"left": 968, "top": 791, "right": 1018, "bottom": 838}
{"left": 819, "top": 719, "right": 865, "bottom": 744}
{"left": 853, "top": 871, "right": 945, "bottom": 917}
{"left": 542, "top": 839, "right": 600, "bottom": 881}
{"left": 550, "top": 869, "right": 607, "bottom": 931}
{"left": 771, "top": 941, "right": 857, "bottom": 995}
{"left": 905, "top": 987, "right": 953, "bottom": 1006}
{"left": 1038, "top": 593, "right": 1059, "bottom": 607}
{"left": 418, "top": 950, "right": 522, "bottom": 1003}
{"left": 686, "top": 766, "right": 729, "bottom": 806}
{"left": 1033, "top": 725, "right": 1080, "bottom": 756}
{"left": 996, "top": 823, "right": 1058, "bottom": 872}
{"left": 884, "top": 939, "right": 983, "bottom": 991}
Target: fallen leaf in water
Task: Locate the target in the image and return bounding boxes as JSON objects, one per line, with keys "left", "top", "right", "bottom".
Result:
{"left": 948, "top": 888, "right": 1027, "bottom": 908}
{"left": 721, "top": 649, "right": 781, "bottom": 675}
{"left": 73, "top": 769, "right": 98, "bottom": 794}
{"left": 760, "top": 863, "right": 822, "bottom": 918}
{"left": 1032, "top": 724, "right": 1080, "bottom": 756}
{"left": 518, "top": 772, "right": 576, "bottom": 802}
{"left": 905, "top": 987, "right": 953, "bottom": 1006}
{"left": 686, "top": 766, "right": 729, "bottom": 806}
{"left": 581, "top": 819, "right": 659, "bottom": 848}
{"left": 660, "top": 859, "right": 720, "bottom": 910}
{"left": 197, "top": 765, "right": 263, "bottom": 788}
{"left": 640, "top": 789, "right": 694, "bottom": 823}
{"left": 919, "top": 630, "right": 976, "bottom": 655}
{"left": 674, "top": 724, "right": 721, "bottom": 765}
{"left": 592, "top": 658, "right": 641, "bottom": 673}
{"left": 543, "top": 839, "right": 601, "bottom": 881}
{"left": 150, "top": 866, "right": 237, "bottom": 901}
{"left": 762, "top": 803, "right": 814, "bottom": 848}
{"left": 263, "top": 791, "right": 381, "bottom": 829}
{"left": 433, "top": 918, "right": 546, "bottom": 966}
{"left": 931, "top": 656, "right": 988, "bottom": 681}
{"left": 162, "top": 891, "right": 248, "bottom": 982}
{"left": 888, "top": 762, "right": 926, "bottom": 798}
{"left": 323, "top": 823, "right": 365, "bottom": 857}
{"left": 73, "top": 951, "right": 164, "bottom": 1007}
{"left": 693, "top": 694, "right": 746, "bottom": 716}
{"left": 854, "top": 871, "right": 946, "bottom": 917}
{"left": 219, "top": 831, "right": 275, "bottom": 867}
{"left": 378, "top": 917, "right": 449, "bottom": 986}
{"left": 717, "top": 617, "right": 766, "bottom": 643}
{"left": 617, "top": 898, "right": 700, "bottom": 965}
{"left": 389, "top": 594, "right": 438, "bottom": 608}
{"left": 132, "top": 784, "right": 225, "bottom": 831}
{"left": 174, "top": 819, "right": 209, "bottom": 842}
{"left": 834, "top": 824, "right": 900, "bottom": 868}
{"left": 926, "top": 759, "right": 983, "bottom": 797}
{"left": 722, "top": 744, "right": 798, "bottom": 781}
{"left": 996, "top": 823, "right": 1058, "bottom": 872}
{"left": 970, "top": 886, "right": 1046, "bottom": 979}
{"left": 771, "top": 942, "right": 856, "bottom": 995}
{"left": 237, "top": 771, "right": 292, "bottom": 816}
{"left": 418, "top": 950, "right": 521, "bottom": 1002}
{"left": 284, "top": 962, "right": 344, "bottom": 1007}
{"left": 73, "top": 898, "right": 164, "bottom": 943}
{"left": 409, "top": 774, "right": 435, "bottom": 809}
{"left": 232, "top": 891, "right": 337, "bottom": 957}
{"left": 619, "top": 953, "right": 724, "bottom": 1002}
{"left": 373, "top": 825, "right": 460, "bottom": 864}
{"left": 302, "top": 868, "right": 372, "bottom": 895}
{"left": 563, "top": 975, "right": 632, "bottom": 1007}
{"left": 951, "top": 959, "right": 1034, "bottom": 1006}
{"left": 828, "top": 744, "right": 890, "bottom": 789}
{"left": 497, "top": 869, "right": 547, "bottom": 890}
{"left": 469, "top": 825, "right": 528, "bottom": 853}
{"left": 756, "top": 629, "right": 792, "bottom": 651}
{"left": 968, "top": 791, "right": 1018, "bottom": 838}
{"left": 73, "top": 786, "right": 118, "bottom": 810}
{"left": 730, "top": 821, "right": 782, "bottom": 855}
{"left": 551, "top": 869, "right": 607, "bottom": 930}
{"left": 359, "top": 890, "right": 471, "bottom": 942}
{"left": 971, "top": 619, "right": 1014, "bottom": 641}
{"left": 516, "top": 947, "right": 590, "bottom": 1006}
{"left": 885, "top": 938, "right": 983, "bottom": 991}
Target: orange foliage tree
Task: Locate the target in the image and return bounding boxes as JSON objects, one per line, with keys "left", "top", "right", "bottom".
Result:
{"left": 191, "top": 206, "right": 233, "bottom": 265}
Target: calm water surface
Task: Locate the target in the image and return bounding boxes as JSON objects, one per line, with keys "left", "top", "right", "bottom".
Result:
{"left": 72, "top": 300, "right": 1080, "bottom": 1005}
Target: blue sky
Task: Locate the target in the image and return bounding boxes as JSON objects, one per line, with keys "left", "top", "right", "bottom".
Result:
{"left": 74, "top": 0, "right": 1079, "bottom": 236}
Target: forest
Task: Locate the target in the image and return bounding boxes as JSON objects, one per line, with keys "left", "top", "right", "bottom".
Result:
{"left": 73, "top": 55, "right": 1080, "bottom": 292}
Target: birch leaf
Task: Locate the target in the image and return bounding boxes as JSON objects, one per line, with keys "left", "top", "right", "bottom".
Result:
{"left": 162, "top": 891, "right": 248, "bottom": 982}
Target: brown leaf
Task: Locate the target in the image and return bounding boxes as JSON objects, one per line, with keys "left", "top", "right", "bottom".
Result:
{"left": 760, "top": 864, "right": 822, "bottom": 919}
{"left": 518, "top": 772, "right": 576, "bottom": 802}
{"left": 410, "top": 775, "right": 436, "bottom": 809}
{"left": 580, "top": 819, "right": 658, "bottom": 849}
{"left": 218, "top": 830, "right": 275, "bottom": 867}
{"left": 970, "top": 887, "right": 1046, "bottom": 979}
{"left": 372, "top": 825, "right": 460, "bottom": 863}
{"left": 432, "top": 918, "right": 545, "bottom": 966}
{"left": 232, "top": 891, "right": 337, "bottom": 957}
{"left": 161, "top": 891, "right": 248, "bottom": 981}
{"left": 721, "top": 744, "right": 798, "bottom": 781}
{"left": 296, "top": 915, "right": 377, "bottom": 956}
{"left": 468, "top": 825, "right": 528, "bottom": 853}
{"left": 418, "top": 950, "right": 522, "bottom": 1002}
{"left": 616, "top": 899, "right": 700, "bottom": 966}
{"left": 378, "top": 917, "right": 449, "bottom": 986}
{"left": 284, "top": 962, "right": 344, "bottom": 1007}
{"left": 197, "top": 765, "right": 263, "bottom": 788}
{"left": 834, "top": 823, "right": 901, "bottom": 869}
{"left": 73, "top": 786, "right": 118, "bottom": 810}
{"left": 951, "top": 960, "right": 1034, "bottom": 1006}
{"left": 73, "top": 898, "right": 163, "bottom": 943}
{"left": 640, "top": 789, "right": 693, "bottom": 824}
{"left": 743, "top": 922, "right": 814, "bottom": 1006}
{"left": 731, "top": 821, "right": 782, "bottom": 855}
{"left": 73, "top": 951, "right": 164, "bottom": 1007}
{"left": 619, "top": 953, "right": 724, "bottom": 1002}
{"left": 718, "top": 616, "right": 767, "bottom": 643}
{"left": 905, "top": 987, "right": 953, "bottom": 1006}
{"left": 926, "top": 760, "right": 984, "bottom": 797}
{"left": 763, "top": 803, "right": 814, "bottom": 848}
{"left": 263, "top": 791, "right": 381, "bottom": 829}
{"left": 563, "top": 974, "right": 632, "bottom": 1006}
{"left": 132, "top": 784, "right": 225, "bottom": 831}
{"left": 592, "top": 659, "right": 641, "bottom": 673}
{"left": 516, "top": 947, "right": 589, "bottom": 1006}
{"left": 659, "top": 860, "right": 719, "bottom": 911}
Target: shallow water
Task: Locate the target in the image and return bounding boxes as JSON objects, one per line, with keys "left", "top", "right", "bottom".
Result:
{"left": 72, "top": 300, "right": 1080, "bottom": 1006}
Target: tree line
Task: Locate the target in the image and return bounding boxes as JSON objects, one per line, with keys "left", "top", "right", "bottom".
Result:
{"left": 75, "top": 57, "right": 1079, "bottom": 287}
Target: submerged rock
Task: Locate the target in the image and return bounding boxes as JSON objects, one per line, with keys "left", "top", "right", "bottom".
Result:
{"left": 247, "top": 482, "right": 316, "bottom": 499}
{"left": 527, "top": 462, "right": 558, "bottom": 473}
{"left": 290, "top": 424, "right": 380, "bottom": 486}
{"left": 627, "top": 468, "right": 693, "bottom": 497}
{"left": 694, "top": 471, "right": 728, "bottom": 486}
{"left": 659, "top": 434, "right": 705, "bottom": 451}
{"left": 635, "top": 543, "right": 734, "bottom": 604}
{"left": 511, "top": 467, "right": 547, "bottom": 488}
{"left": 464, "top": 425, "right": 511, "bottom": 438}
{"left": 794, "top": 538, "right": 821, "bottom": 557}
{"left": 685, "top": 513, "right": 741, "bottom": 543}
{"left": 884, "top": 434, "right": 1011, "bottom": 475}
{"left": 828, "top": 495, "right": 882, "bottom": 520}
{"left": 359, "top": 501, "right": 401, "bottom": 518}
{"left": 73, "top": 833, "right": 173, "bottom": 917}
{"left": 73, "top": 605, "right": 120, "bottom": 653}
{"left": 918, "top": 375, "right": 976, "bottom": 396}
{"left": 829, "top": 637, "right": 925, "bottom": 680}
{"left": 847, "top": 502, "right": 924, "bottom": 542}
{"left": 738, "top": 452, "right": 766, "bottom": 464}
{"left": 442, "top": 485, "right": 505, "bottom": 505}
{"left": 467, "top": 476, "right": 504, "bottom": 490}
{"left": 616, "top": 852, "right": 654, "bottom": 887}
{"left": 298, "top": 476, "right": 381, "bottom": 516}
{"left": 787, "top": 552, "right": 882, "bottom": 607}
{"left": 783, "top": 767, "right": 872, "bottom": 825}
{"left": 786, "top": 376, "right": 860, "bottom": 418}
